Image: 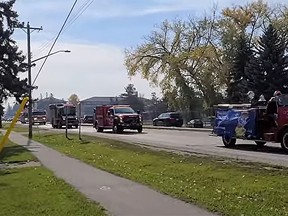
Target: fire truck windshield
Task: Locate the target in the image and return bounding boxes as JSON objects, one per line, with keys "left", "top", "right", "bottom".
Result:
{"left": 32, "top": 111, "right": 46, "bottom": 116}
{"left": 62, "top": 106, "right": 76, "bottom": 116}
{"left": 114, "top": 107, "right": 136, "bottom": 114}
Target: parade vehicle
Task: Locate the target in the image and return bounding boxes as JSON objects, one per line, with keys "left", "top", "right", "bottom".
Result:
{"left": 213, "top": 93, "right": 288, "bottom": 153}
{"left": 31, "top": 110, "right": 47, "bottom": 125}
{"left": 49, "top": 103, "right": 79, "bottom": 129}
{"left": 93, "top": 105, "right": 143, "bottom": 133}
{"left": 20, "top": 109, "right": 47, "bottom": 125}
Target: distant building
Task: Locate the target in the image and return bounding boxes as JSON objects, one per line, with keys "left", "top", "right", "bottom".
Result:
{"left": 80, "top": 96, "right": 123, "bottom": 116}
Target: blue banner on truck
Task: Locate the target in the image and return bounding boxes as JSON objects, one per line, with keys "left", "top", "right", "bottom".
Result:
{"left": 214, "top": 108, "right": 257, "bottom": 139}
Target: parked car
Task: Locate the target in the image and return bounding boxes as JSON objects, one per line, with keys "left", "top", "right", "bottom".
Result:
{"left": 152, "top": 112, "right": 183, "bottom": 127}
{"left": 186, "top": 119, "right": 204, "bottom": 128}
{"left": 82, "top": 115, "right": 93, "bottom": 124}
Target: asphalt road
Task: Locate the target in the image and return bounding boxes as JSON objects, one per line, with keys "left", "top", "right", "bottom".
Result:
{"left": 37, "top": 124, "right": 288, "bottom": 167}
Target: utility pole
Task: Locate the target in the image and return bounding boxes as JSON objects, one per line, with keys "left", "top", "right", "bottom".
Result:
{"left": 16, "top": 22, "right": 43, "bottom": 139}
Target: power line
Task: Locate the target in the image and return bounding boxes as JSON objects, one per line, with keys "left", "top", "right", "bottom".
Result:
{"left": 34, "top": 1, "right": 89, "bottom": 56}
{"left": 33, "top": 0, "right": 93, "bottom": 58}
{"left": 32, "top": 0, "right": 78, "bottom": 86}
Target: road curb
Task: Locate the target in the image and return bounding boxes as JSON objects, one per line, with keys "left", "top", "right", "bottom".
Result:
{"left": 79, "top": 124, "right": 212, "bottom": 133}
{"left": 143, "top": 125, "right": 212, "bottom": 133}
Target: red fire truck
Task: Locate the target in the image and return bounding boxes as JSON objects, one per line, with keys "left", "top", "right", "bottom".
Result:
{"left": 93, "top": 105, "right": 143, "bottom": 133}
{"left": 31, "top": 109, "right": 47, "bottom": 125}
{"left": 49, "top": 103, "right": 79, "bottom": 129}
{"left": 19, "top": 109, "right": 47, "bottom": 125}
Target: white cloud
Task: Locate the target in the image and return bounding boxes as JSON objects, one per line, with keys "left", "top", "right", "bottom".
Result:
{"left": 14, "top": 40, "right": 161, "bottom": 102}
{"left": 14, "top": 0, "right": 225, "bottom": 21}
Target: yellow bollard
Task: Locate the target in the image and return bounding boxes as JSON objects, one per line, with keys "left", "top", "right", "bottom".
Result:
{"left": 0, "top": 97, "right": 29, "bottom": 153}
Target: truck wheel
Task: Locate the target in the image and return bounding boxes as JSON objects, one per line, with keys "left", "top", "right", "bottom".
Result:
{"left": 137, "top": 126, "right": 143, "bottom": 133}
{"left": 281, "top": 129, "right": 288, "bottom": 153}
{"left": 112, "top": 124, "right": 118, "bottom": 133}
{"left": 222, "top": 135, "right": 236, "bottom": 148}
{"left": 95, "top": 124, "right": 103, "bottom": 132}
{"left": 255, "top": 141, "right": 266, "bottom": 148}
{"left": 113, "top": 124, "right": 123, "bottom": 133}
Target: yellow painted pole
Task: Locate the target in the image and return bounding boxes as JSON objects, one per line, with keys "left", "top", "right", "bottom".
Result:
{"left": 0, "top": 97, "right": 29, "bottom": 153}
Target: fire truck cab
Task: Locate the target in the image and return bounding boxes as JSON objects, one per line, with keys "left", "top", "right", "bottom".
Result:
{"left": 93, "top": 105, "right": 143, "bottom": 133}
{"left": 49, "top": 103, "right": 79, "bottom": 129}
{"left": 31, "top": 109, "right": 47, "bottom": 125}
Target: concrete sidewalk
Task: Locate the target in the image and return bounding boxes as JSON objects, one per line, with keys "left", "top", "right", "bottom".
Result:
{"left": 9, "top": 132, "right": 217, "bottom": 216}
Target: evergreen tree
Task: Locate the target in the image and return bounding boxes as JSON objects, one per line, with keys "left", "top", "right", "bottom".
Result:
{"left": 245, "top": 55, "right": 268, "bottom": 102}
{"left": 247, "top": 24, "right": 288, "bottom": 100}
{"left": 120, "top": 84, "right": 144, "bottom": 111}
{"left": 0, "top": 0, "right": 29, "bottom": 128}
{"left": 227, "top": 34, "right": 253, "bottom": 103}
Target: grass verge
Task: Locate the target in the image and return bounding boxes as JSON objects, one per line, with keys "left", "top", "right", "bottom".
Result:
{"left": 2, "top": 123, "right": 47, "bottom": 133}
{"left": 2, "top": 123, "right": 29, "bottom": 133}
{"left": 0, "top": 137, "right": 36, "bottom": 164}
{"left": 33, "top": 133, "right": 288, "bottom": 216}
{"left": 0, "top": 134, "right": 107, "bottom": 216}
{"left": 0, "top": 167, "right": 106, "bottom": 216}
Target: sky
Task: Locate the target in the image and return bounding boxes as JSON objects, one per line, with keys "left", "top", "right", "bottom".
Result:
{"left": 4, "top": 0, "right": 287, "bottom": 107}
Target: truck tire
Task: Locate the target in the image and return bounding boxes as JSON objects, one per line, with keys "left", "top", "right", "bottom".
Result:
{"left": 222, "top": 135, "right": 236, "bottom": 148}
{"left": 112, "top": 124, "right": 118, "bottom": 133}
{"left": 52, "top": 120, "right": 56, "bottom": 128}
{"left": 281, "top": 129, "right": 288, "bottom": 153}
{"left": 255, "top": 141, "right": 266, "bottom": 148}
{"left": 113, "top": 124, "right": 123, "bottom": 133}
{"left": 137, "top": 126, "right": 143, "bottom": 133}
{"left": 95, "top": 123, "right": 103, "bottom": 132}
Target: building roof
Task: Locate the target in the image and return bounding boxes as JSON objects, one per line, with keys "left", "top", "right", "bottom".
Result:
{"left": 81, "top": 96, "right": 123, "bottom": 103}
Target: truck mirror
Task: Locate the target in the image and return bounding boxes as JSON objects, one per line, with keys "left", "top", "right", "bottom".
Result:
{"left": 137, "top": 110, "right": 140, "bottom": 114}
{"left": 107, "top": 111, "right": 111, "bottom": 116}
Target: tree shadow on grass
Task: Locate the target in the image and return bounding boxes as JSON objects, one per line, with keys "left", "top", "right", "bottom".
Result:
{"left": 0, "top": 169, "right": 13, "bottom": 177}
{"left": 0, "top": 146, "right": 28, "bottom": 163}
{"left": 0, "top": 182, "right": 8, "bottom": 187}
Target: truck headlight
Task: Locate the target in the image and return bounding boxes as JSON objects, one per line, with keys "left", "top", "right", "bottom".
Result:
{"left": 119, "top": 116, "right": 123, "bottom": 123}
{"left": 33, "top": 118, "right": 37, "bottom": 120}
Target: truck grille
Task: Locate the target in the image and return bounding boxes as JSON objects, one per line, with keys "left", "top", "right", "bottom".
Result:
{"left": 124, "top": 117, "right": 138, "bottom": 124}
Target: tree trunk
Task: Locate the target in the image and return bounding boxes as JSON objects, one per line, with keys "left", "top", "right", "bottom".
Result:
{"left": 0, "top": 115, "right": 2, "bottom": 128}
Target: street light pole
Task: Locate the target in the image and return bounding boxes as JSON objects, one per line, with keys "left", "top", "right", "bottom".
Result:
{"left": 31, "top": 50, "right": 71, "bottom": 64}
{"left": 15, "top": 22, "right": 43, "bottom": 139}
{"left": 27, "top": 23, "right": 33, "bottom": 139}
{"left": 26, "top": 23, "right": 43, "bottom": 139}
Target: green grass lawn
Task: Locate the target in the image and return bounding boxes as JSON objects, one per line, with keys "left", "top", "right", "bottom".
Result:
{"left": 0, "top": 168, "right": 106, "bottom": 216}
{"left": 33, "top": 133, "right": 288, "bottom": 216}
{"left": 2, "top": 123, "right": 29, "bottom": 133}
{"left": 2, "top": 122, "right": 48, "bottom": 133}
{"left": 0, "top": 134, "right": 107, "bottom": 216}
{"left": 0, "top": 138, "right": 36, "bottom": 164}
